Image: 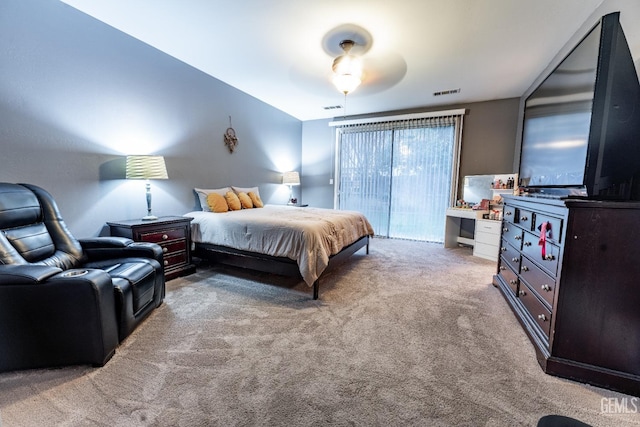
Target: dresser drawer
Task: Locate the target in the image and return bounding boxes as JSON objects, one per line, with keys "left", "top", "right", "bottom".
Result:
{"left": 139, "top": 227, "right": 187, "bottom": 243}
{"left": 501, "top": 222, "right": 524, "bottom": 250}
{"left": 503, "top": 205, "right": 517, "bottom": 224}
{"left": 517, "top": 209, "right": 534, "bottom": 231}
{"left": 521, "top": 231, "right": 560, "bottom": 276}
{"left": 533, "top": 212, "right": 564, "bottom": 244}
{"left": 518, "top": 281, "right": 552, "bottom": 339}
{"left": 500, "top": 239, "right": 521, "bottom": 272}
{"left": 497, "top": 262, "right": 519, "bottom": 296}
{"left": 519, "top": 254, "right": 556, "bottom": 309}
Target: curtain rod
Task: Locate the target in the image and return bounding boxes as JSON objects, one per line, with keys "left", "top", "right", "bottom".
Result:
{"left": 328, "top": 108, "right": 466, "bottom": 127}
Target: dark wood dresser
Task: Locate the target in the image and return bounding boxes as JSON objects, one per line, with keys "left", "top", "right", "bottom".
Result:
{"left": 108, "top": 216, "right": 196, "bottom": 281}
{"left": 493, "top": 195, "right": 640, "bottom": 396}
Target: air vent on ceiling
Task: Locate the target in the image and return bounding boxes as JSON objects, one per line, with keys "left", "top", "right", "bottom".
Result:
{"left": 433, "top": 88, "right": 461, "bottom": 97}
{"left": 323, "top": 105, "right": 343, "bottom": 110}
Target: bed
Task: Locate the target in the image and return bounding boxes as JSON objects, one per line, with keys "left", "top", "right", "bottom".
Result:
{"left": 185, "top": 204, "right": 374, "bottom": 299}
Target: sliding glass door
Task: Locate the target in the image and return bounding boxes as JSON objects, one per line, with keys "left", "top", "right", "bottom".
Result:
{"left": 337, "top": 114, "right": 461, "bottom": 243}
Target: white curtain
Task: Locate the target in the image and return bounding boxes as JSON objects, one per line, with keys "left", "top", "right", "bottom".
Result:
{"left": 336, "top": 114, "right": 463, "bottom": 243}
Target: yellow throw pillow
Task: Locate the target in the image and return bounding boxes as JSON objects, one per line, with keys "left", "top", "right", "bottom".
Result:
{"left": 207, "top": 192, "right": 229, "bottom": 213}
{"left": 248, "top": 191, "right": 263, "bottom": 208}
{"left": 225, "top": 191, "right": 242, "bottom": 211}
{"left": 237, "top": 192, "right": 253, "bottom": 209}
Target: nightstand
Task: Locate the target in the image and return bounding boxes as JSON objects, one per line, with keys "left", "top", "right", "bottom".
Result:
{"left": 107, "top": 216, "right": 196, "bottom": 280}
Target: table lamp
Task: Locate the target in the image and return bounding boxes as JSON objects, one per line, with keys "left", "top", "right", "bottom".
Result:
{"left": 125, "top": 155, "right": 168, "bottom": 220}
{"left": 282, "top": 171, "right": 300, "bottom": 205}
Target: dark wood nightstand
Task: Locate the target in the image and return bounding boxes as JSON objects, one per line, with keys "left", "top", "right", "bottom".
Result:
{"left": 107, "top": 216, "right": 196, "bottom": 280}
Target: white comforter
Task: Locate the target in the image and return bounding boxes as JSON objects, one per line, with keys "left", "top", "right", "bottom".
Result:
{"left": 186, "top": 205, "right": 374, "bottom": 286}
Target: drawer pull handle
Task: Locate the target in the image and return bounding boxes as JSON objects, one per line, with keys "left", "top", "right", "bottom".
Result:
{"left": 163, "top": 260, "right": 168, "bottom": 266}
{"left": 538, "top": 314, "right": 547, "bottom": 322}
{"left": 514, "top": 236, "right": 522, "bottom": 240}
{"left": 506, "top": 211, "right": 512, "bottom": 216}
{"left": 162, "top": 247, "right": 168, "bottom": 253}
{"left": 519, "top": 290, "right": 526, "bottom": 296}
{"left": 541, "top": 284, "right": 551, "bottom": 292}
{"left": 509, "top": 279, "right": 517, "bottom": 285}
{"left": 524, "top": 241, "right": 532, "bottom": 247}
{"left": 501, "top": 247, "right": 507, "bottom": 252}
{"left": 521, "top": 266, "right": 529, "bottom": 272}
{"left": 499, "top": 266, "right": 506, "bottom": 271}
{"left": 162, "top": 234, "right": 169, "bottom": 240}
{"left": 544, "top": 254, "right": 555, "bottom": 261}
{"left": 520, "top": 216, "right": 528, "bottom": 221}
{"left": 511, "top": 257, "right": 519, "bottom": 262}
{"left": 503, "top": 227, "right": 509, "bottom": 232}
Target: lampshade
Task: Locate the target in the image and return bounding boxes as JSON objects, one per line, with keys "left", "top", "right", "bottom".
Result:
{"left": 126, "top": 155, "right": 168, "bottom": 221}
{"left": 125, "top": 155, "right": 169, "bottom": 180}
{"left": 282, "top": 171, "right": 300, "bottom": 186}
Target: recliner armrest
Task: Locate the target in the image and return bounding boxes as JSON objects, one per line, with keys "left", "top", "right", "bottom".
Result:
{"left": 79, "top": 237, "right": 163, "bottom": 263}
{"left": 79, "top": 236, "right": 134, "bottom": 249}
{"left": 0, "top": 265, "right": 63, "bottom": 285}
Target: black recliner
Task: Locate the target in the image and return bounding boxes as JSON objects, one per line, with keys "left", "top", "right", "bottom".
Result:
{"left": 0, "top": 183, "right": 165, "bottom": 372}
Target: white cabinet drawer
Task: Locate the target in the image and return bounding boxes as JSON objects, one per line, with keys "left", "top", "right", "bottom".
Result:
{"left": 475, "top": 219, "right": 502, "bottom": 235}
{"left": 473, "top": 241, "right": 499, "bottom": 261}
{"left": 475, "top": 230, "right": 501, "bottom": 245}
{"left": 473, "top": 219, "right": 501, "bottom": 261}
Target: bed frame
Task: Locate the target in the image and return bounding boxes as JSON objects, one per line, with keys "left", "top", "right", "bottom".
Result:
{"left": 193, "top": 235, "right": 370, "bottom": 300}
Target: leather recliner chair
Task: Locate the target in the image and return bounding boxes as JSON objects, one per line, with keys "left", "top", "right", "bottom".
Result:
{"left": 0, "top": 183, "right": 165, "bottom": 372}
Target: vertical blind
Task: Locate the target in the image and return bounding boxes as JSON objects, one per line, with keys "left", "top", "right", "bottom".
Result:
{"left": 334, "top": 112, "right": 463, "bottom": 243}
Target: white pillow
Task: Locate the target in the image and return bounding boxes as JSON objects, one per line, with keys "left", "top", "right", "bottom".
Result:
{"left": 232, "top": 186, "right": 260, "bottom": 198}
{"left": 194, "top": 187, "right": 232, "bottom": 212}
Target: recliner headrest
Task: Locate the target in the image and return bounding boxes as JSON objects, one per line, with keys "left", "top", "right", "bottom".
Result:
{"left": 0, "top": 183, "right": 42, "bottom": 230}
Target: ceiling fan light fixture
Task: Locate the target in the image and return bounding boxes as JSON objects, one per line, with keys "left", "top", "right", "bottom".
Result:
{"left": 332, "top": 73, "right": 362, "bottom": 95}
{"left": 332, "top": 39, "right": 362, "bottom": 95}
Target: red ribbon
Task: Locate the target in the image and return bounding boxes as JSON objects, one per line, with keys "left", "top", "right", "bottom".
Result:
{"left": 538, "top": 221, "right": 549, "bottom": 259}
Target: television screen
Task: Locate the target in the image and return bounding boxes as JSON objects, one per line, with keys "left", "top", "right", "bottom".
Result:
{"left": 519, "top": 20, "right": 600, "bottom": 191}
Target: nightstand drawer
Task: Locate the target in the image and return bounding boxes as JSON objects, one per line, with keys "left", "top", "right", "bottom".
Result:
{"left": 158, "top": 239, "right": 187, "bottom": 256}
{"left": 107, "top": 216, "right": 195, "bottom": 280}
{"left": 139, "top": 227, "right": 186, "bottom": 243}
{"left": 163, "top": 251, "right": 187, "bottom": 268}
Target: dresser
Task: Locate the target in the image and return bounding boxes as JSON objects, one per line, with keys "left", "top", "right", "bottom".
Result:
{"left": 493, "top": 195, "right": 640, "bottom": 396}
{"left": 108, "top": 216, "right": 196, "bottom": 281}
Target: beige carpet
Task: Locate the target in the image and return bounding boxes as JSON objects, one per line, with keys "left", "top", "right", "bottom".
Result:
{"left": 0, "top": 238, "right": 638, "bottom": 426}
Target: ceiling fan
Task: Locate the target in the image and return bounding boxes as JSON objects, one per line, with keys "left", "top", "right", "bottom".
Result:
{"left": 288, "top": 24, "right": 407, "bottom": 100}
{"left": 322, "top": 24, "right": 407, "bottom": 96}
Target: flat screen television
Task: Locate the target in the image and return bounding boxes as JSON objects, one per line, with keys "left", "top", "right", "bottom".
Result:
{"left": 518, "top": 12, "right": 640, "bottom": 200}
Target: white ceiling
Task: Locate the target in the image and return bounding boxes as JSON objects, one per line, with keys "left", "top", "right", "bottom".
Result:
{"left": 60, "top": 0, "right": 606, "bottom": 121}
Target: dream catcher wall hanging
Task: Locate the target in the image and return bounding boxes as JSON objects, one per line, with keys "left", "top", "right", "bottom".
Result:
{"left": 224, "top": 116, "right": 238, "bottom": 153}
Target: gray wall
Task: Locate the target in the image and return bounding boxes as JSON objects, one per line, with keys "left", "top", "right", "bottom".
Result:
{"left": 301, "top": 98, "right": 520, "bottom": 208}
{"left": 0, "top": 0, "right": 301, "bottom": 237}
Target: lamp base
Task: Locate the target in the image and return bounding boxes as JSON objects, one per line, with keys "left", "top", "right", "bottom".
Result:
{"left": 142, "top": 215, "right": 158, "bottom": 221}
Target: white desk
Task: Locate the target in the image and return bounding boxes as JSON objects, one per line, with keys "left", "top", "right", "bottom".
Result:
{"left": 444, "top": 208, "right": 502, "bottom": 261}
